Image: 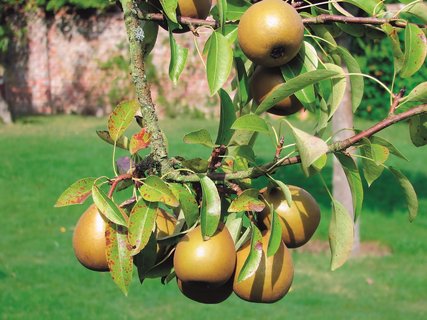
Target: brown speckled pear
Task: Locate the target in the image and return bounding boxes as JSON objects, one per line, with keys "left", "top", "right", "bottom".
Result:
{"left": 238, "top": 0, "right": 304, "bottom": 67}
{"left": 260, "top": 185, "right": 321, "bottom": 248}
{"left": 250, "top": 66, "right": 303, "bottom": 116}
{"left": 177, "top": 277, "right": 234, "bottom": 304}
{"left": 233, "top": 231, "right": 294, "bottom": 303}
{"left": 174, "top": 224, "right": 236, "bottom": 286}
{"left": 72, "top": 204, "right": 109, "bottom": 272}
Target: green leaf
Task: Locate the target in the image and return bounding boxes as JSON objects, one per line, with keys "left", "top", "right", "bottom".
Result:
{"left": 169, "top": 183, "right": 199, "bottom": 227}
{"left": 96, "top": 131, "right": 129, "bottom": 150}
{"left": 168, "top": 30, "right": 188, "bottom": 85}
{"left": 269, "top": 179, "right": 293, "bottom": 207}
{"left": 344, "top": 0, "right": 385, "bottom": 15}
{"left": 182, "top": 158, "right": 209, "bottom": 173}
{"left": 287, "top": 122, "right": 328, "bottom": 177}
{"left": 55, "top": 177, "right": 95, "bottom": 207}
{"left": 139, "top": 176, "right": 179, "bottom": 207}
{"left": 224, "top": 0, "right": 250, "bottom": 20}
{"left": 329, "top": 200, "right": 354, "bottom": 271}
{"left": 216, "top": 89, "right": 236, "bottom": 145}
{"left": 228, "top": 189, "right": 265, "bottom": 212}
{"left": 183, "top": 129, "right": 215, "bottom": 148}
{"left": 133, "top": 232, "right": 158, "bottom": 282}
{"left": 159, "top": 0, "right": 178, "bottom": 23}
{"left": 382, "top": 24, "right": 404, "bottom": 72}
{"left": 106, "top": 223, "right": 133, "bottom": 295}
{"left": 335, "top": 153, "right": 363, "bottom": 221}
{"left": 267, "top": 208, "right": 282, "bottom": 257}
{"left": 255, "top": 70, "right": 339, "bottom": 115}
{"left": 199, "top": 176, "right": 221, "bottom": 238}
{"left": 402, "top": 2, "right": 427, "bottom": 24}
{"left": 128, "top": 199, "right": 157, "bottom": 255}
{"left": 108, "top": 100, "right": 139, "bottom": 142}
{"left": 309, "top": 24, "right": 337, "bottom": 48}
{"left": 234, "top": 57, "right": 250, "bottom": 107}
{"left": 369, "top": 136, "right": 407, "bottom": 161}
{"left": 409, "top": 114, "right": 427, "bottom": 147}
{"left": 389, "top": 167, "right": 418, "bottom": 222}
{"left": 217, "top": 0, "right": 227, "bottom": 34}
{"left": 360, "top": 141, "right": 386, "bottom": 187}
{"left": 228, "top": 145, "right": 256, "bottom": 163}
{"left": 324, "top": 63, "right": 347, "bottom": 120}
{"left": 92, "top": 185, "right": 127, "bottom": 227}
{"left": 237, "top": 224, "right": 263, "bottom": 282}
{"left": 225, "top": 212, "right": 243, "bottom": 245}
{"left": 401, "top": 23, "right": 427, "bottom": 78}
{"left": 231, "top": 114, "right": 269, "bottom": 133}
{"left": 281, "top": 42, "right": 318, "bottom": 110}
{"left": 405, "top": 82, "right": 427, "bottom": 104}
{"left": 206, "top": 31, "right": 233, "bottom": 95}
{"left": 335, "top": 46, "right": 364, "bottom": 111}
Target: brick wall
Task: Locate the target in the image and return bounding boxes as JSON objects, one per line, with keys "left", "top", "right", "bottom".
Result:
{"left": 3, "top": 9, "right": 218, "bottom": 119}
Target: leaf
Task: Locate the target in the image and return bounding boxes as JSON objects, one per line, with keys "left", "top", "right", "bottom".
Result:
{"left": 183, "top": 129, "right": 215, "bottom": 148}
{"left": 96, "top": 131, "right": 129, "bottom": 150}
{"left": 335, "top": 153, "right": 363, "bottom": 221}
{"left": 199, "top": 176, "right": 221, "bottom": 238}
{"left": 234, "top": 57, "right": 250, "bottom": 107}
{"left": 329, "top": 200, "right": 354, "bottom": 271}
{"left": 168, "top": 30, "right": 188, "bottom": 85}
{"left": 287, "top": 122, "right": 328, "bottom": 177}
{"left": 228, "top": 189, "right": 265, "bottom": 212}
{"left": 216, "top": 0, "right": 227, "bottom": 34}
{"left": 108, "top": 100, "right": 139, "bottom": 142}
{"left": 216, "top": 89, "right": 236, "bottom": 145}
{"left": 228, "top": 145, "right": 256, "bottom": 163}
{"left": 402, "top": 1, "right": 427, "bottom": 24}
{"left": 92, "top": 185, "right": 127, "bottom": 227}
{"left": 182, "top": 158, "right": 209, "bottom": 173}
{"left": 225, "top": 212, "right": 243, "bottom": 245}
{"left": 139, "top": 176, "right": 179, "bottom": 207}
{"left": 401, "top": 23, "right": 427, "bottom": 78}
{"left": 129, "top": 128, "right": 151, "bottom": 155}
{"left": 169, "top": 183, "right": 199, "bottom": 227}
{"left": 323, "top": 63, "right": 347, "bottom": 120}
{"left": 369, "top": 136, "right": 408, "bottom": 161}
{"left": 389, "top": 167, "right": 418, "bottom": 222}
{"left": 269, "top": 179, "right": 293, "bottom": 207}
{"left": 405, "top": 82, "right": 427, "bottom": 104}
{"left": 255, "top": 69, "right": 339, "bottom": 115}
{"left": 335, "top": 46, "right": 364, "bottom": 111}
{"left": 55, "top": 177, "right": 95, "bottom": 207}
{"left": 237, "top": 224, "right": 263, "bottom": 282}
{"left": 409, "top": 114, "right": 427, "bottom": 147}
{"left": 281, "top": 42, "right": 318, "bottom": 110}
{"left": 105, "top": 223, "right": 133, "bottom": 295}
{"left": 231, "top": 114, "right": 269, "bottom": 133}
{"left": 224, "top": 0, "right": 250, "bottom": 20}
{"left": 206, "top": 31, "right": 233, "bottom": 95}
{"left": 360, "top": 142, "right": 387, "bottom": 187}
{"left": 309, "top": 24, "right": 337, "bottom": 48}
{"left": 159, "top": 0, "right": 178, "bottom": 23}
{"left": 382, "top": 24, "right": 404, "bottom": 72}
{"left": 133, "top": 232, "right": 158, "bottom": 282}
{"left": 344, "top": 0, "right": 385, "bottom": 15}
{"left": 267, "top": 208, "right": 282, "bottom": 257}
{"left": 128, "top": 199, "right": 157, "bottom": 255}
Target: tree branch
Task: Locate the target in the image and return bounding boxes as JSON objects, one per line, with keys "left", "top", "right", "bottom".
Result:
{"left": 167, "top": 104, "right": 427, "bottom": 183}
{"left": 121, "top": 0, "right": 172, "bottom": 175}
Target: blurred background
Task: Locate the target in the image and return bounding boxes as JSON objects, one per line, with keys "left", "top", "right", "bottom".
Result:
{"left": 1, "top": 1, "right": 426, "bottom": 319}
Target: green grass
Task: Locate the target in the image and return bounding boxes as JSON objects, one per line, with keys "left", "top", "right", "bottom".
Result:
{"left": 0, "top": 115, "right": 426, "bottom": 319}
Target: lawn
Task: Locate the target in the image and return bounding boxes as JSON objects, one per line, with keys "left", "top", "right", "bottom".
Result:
{"left": 0, "top": 115, "right": 426, "bottom": 320}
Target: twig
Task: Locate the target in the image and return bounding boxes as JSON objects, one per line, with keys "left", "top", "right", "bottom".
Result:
{"left": 389, "top": 88, "right": 406, "bottom": 115}
{"left": 274, "top": 136, "right": 285, "bottom": 162}
{"left": 108, "top": 173, "right": 133, "bottom": 198}
{"left": 208, "top": 145, "right": 227, "bottom": 172}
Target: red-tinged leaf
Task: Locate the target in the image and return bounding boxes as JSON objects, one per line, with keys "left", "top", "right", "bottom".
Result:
{"left": 139, "top": 176, "right": 179, "bottom": 207}
{"left": 108, "top": 100, "right": 139, "bottom": 142}
{"left": 129, "top": 128, "right": 152, "bottom": 155}
{"left": 92, "top": 185, "right": 127, "bottom": 227}
{"left": 55, "top": 177, "right": 95, "bottom": 207}
{"left": 237, "top": 224, "right": 263, "bottom": 282}
{"left": 228, "top": 189, "right": 265, "bottom": 212}
{"left": 105, "top": 223, "right": 133, "bottom": 295}
{"left": 128, "top": 199, "right": 157, "bottom": 255}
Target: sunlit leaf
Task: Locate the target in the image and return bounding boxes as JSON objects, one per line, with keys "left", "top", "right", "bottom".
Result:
{"left": 92, "top": 185, "right": 127, "bottom": 227}
{"left": 108, "top": 100, "right": 139, "bottom": 142}
{"left": 170, "top": 183, "right": 199, "bottom": 227}
{"left": 267, "top": 208, "right": 282, "bottom": 257}
{"left": 55, "top": 177, "right": 95, "bottom": 207}
{"left": 329, "top": 200, "right": 354, "bottom": 271}
{"left": 231, "top": 114, "right": 269, "bottom": 133}
{"left": 139, "top": 176, "right": 179, "bottom": 207}
{"left": 405, "top": 82, "right": 427, "bottom": 104}
{"left": 324, "top": 63, "right": 346, "bottom": 120}
{"left": 199, "top": 176, "right": 221, "bottom": 238}
{"left": 237, "top": 224, "right": 263, "bottom": 282}
{"left": 159, "top": 0, "right": 178, "bottom": 23}
{"left": 106, "top": 223, "right": 133, "bottom": 295}
{"left": 369, "top": 136, "right": 408, "bottom": 161}
{"left": 128, "top": 199, "right": 157, "bottom": 255}
{"left": 96, "top": 131, "right": 129, "bottom": 150}
{"left": 129, "top": 128, "right": 151, "bottom": 155}
{"left": 168, "top": 29, "right": 188, "bottom": 85}
{"left": 382, "top": 24, "right": 404, "bottom": 72}
{"left": 229, "top": 189, "right": 265, "bottom": 212}
{"left": 389, "top": 167, "right": 418, "bottom": 222}
{"left": 228, "top": 145, "right": 256, "bottom": 163}
{"left": 216, "top": 89, "right": 236, "bottom": 145}
{"left": 183, "top": 129, "right": 215, "bottom": 148}
{"left": 225, "top": 212, "right": 243, "bottom": 245}
{"left": 401, "top": 23, "right": 427, "bottom": 78}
